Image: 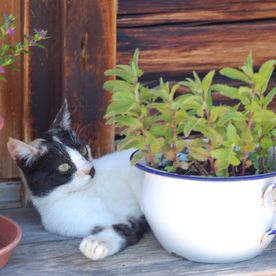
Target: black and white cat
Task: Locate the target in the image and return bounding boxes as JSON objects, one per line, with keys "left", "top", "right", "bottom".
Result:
{"left": 7, "top": 100, "right": 148, "bottom": 260}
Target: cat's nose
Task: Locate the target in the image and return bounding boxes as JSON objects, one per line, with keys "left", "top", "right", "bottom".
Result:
{"left": 88, "top": 167, "right": 95, "bottom": 177}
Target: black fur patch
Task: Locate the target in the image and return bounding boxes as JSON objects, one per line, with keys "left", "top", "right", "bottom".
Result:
{"left": 91, "top": 226, "right": 104, "bottom": 235}
{"left": 18, "top": 129, "right": 92, "bottom": 197}
{"left": 113, "top": 216, "right": 149, "bottom": 248}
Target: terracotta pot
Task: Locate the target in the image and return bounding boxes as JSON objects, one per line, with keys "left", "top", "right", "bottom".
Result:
{"left": 0, "top": 215, "right": 22, "bottom": 269}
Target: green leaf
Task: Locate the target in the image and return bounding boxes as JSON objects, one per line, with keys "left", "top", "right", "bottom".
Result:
{"left": 206, "top": 128, "right": 224, "bottom": 147}
{"left": 220, "top": 67, "right": 251, "bottom": 83}
{"left": 226, "top": 123, "right": 238, "bottom": 143}
{"left": 106, "top": 116, "right": 142, "bottom": 128}
{"left": 238, "top": 86, "right": 252, "bottom": 105}
{"left": 103, "top": 80, "right": 133, "bottom": 92}
{"left": 260, "top": 137, "right": 273, "bottom": 149}
{"left": 130, "top": 150, "right": 146, "bottom": 165}
{"left": 116, "top": 65, "right": 132, "bottom": 74}
{"left": 183, "top": 117, "right": 198, "bottom": 137}
{"left": 106, "top": 100, "right": 135, "bottom": 115}
{"left": 265, "top": 87, "right": 276, "bottom": 107}
{"left": 189, "top": 146, "right": 209, "bottom": 161}
{"left": 150, "top": 124, "right": 167, "bottom": 137}
{"left": 149, "top": 103, "right": 172, "bottom": 117}
{"left": 216, "top": 109, "right": 246, "bottom": 127}
{"left": 179, "top": 80, "right": 194, "bottom": 90}
{"left": 133, "top": 48, "right": 139, "bottom": 68}
{"left": 175, "top": 109, "right": 188, "bottom": 121}
{"left": 193, "top": 71, "right": 201, "bottom": 87}
{"left": 210, "top": 106, "right": 229, "bottom": 123}
{"left": 104, "top": 68, "right": 133, "bottom": 83}
{"left": 210, "top": 148, "right": 229, "bottom": 159}
{"left": 202, "top": 70, "right": 215, "bottom": 100}
{"left": 118, "top": 136, "right": 144, "bottom": 151}
{"left": 253, "top": 60, "right": 276, "bottom": 94}
{"left": 211, "top": 84, "right": 239, "bottom": 99}
{"left": 169, "top": 83, "right": 180, "bottom": 102}
{"left": 241, "top": 51, "right": 253, "bottom": 78}
{"left": 229, "top": 153, "right": 240, "bottom": 166}
{"left": 176, "top": 140, "right": 186, "bottom": 152}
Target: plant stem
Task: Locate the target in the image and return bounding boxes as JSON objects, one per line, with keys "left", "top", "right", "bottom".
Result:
{"left": 171, "top": 112, "right": 178, "bottom": 165}
{"left": 204, "top": 105, "right": 215, "bottom": 175}
{"left": 241, "top": 89, "right": 255, "bottom": 175}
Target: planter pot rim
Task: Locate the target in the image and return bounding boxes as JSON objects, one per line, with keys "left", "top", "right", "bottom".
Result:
{"left": 0, "top": 215, "right": 22, "bottom": 254}
{"left": 130, "top": 151, "right": 276, "bottom": 182}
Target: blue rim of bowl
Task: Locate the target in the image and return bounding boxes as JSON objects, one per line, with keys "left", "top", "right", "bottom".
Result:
{"left": 130, "top": 151, "right": 276, "bottom": 182}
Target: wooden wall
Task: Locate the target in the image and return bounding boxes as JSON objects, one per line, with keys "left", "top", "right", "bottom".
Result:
{"left": 117, "top": 0, "right": 276, "bottom": 85}
{"left": 1, "top": 0, "right": 276, "bottom": 207}
{"left": 0, "top": 0, "right": 116, "bottom": 208}
{"left": 0, "top": 0, "right": 116, "bottom": 180}
{"left": 0, "top": 1, "right": 22, "bottom": 179}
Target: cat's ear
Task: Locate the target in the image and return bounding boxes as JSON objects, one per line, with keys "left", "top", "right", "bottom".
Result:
{"left": 7, "top": 138, "right": 40, "bottom": 165}
{"left": 50, "top": 99, "right": 71, "bottom": 130}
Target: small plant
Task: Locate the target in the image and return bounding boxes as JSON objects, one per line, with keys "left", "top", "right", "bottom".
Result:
{"left": 0, "top": 14, "right": 48, "bottom": 81}
{"left": 0, "top": 14, "right": 48, "bottom": 132}
{"left": 104, "top": 50, "right": 276, "bottom": 177}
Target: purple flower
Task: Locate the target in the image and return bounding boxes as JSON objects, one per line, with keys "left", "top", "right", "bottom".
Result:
{"left": 35, "top": 29, "right": 47, "bottom": 39}
{"left": 0, "top": 66, "right": 6, "bottom": 74}
{"left": 7, "top": 27, "right": 14, "bottom": 36}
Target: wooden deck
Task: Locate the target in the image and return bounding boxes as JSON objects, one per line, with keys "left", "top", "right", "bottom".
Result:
{"left": 2, "top": 208, "right": 276, "bottom": 275}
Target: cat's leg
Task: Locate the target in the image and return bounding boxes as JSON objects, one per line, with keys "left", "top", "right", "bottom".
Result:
{"left": 79, "top": 216, "right": 149, "bottom": 260}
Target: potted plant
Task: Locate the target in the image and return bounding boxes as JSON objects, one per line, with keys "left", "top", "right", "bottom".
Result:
{"left": 0, "top": 14, "right": 48, "bottom": 269}
{"left": 104, "top": 50, "right": 276, "bottom": 263}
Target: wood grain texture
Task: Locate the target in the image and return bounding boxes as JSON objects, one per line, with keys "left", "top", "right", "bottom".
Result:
{"left": 2, "top": 208, "right": 276, "bottom": 275}
{"left": 23, "top": 0, "right": 64, "bottom": 140}
{"left": 118, "top": 0, "right": 276, "bottom": 27}
{"left": 25, "top": 0, "right": 116, "bottom": 158}
{"left": 63, "top": 0, "right": 116, "bottom": 157}
{"left": 118, "top": 21, "right": 276, "bottom": 80}
{"left": 0, "top": 181, "right": 22, "bottom": 209}
{"left": 0, "top": 0, "right": 22, "bottom": 178}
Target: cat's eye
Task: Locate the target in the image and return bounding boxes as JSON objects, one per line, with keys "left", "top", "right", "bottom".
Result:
{"left": 81, "top": 146, "right": 88, "bottom": 157}
{"left": 58, "top": 163, "right": 71, "bottom": 172}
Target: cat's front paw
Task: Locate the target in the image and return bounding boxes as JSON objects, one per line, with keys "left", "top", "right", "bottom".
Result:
{"left": 79, "top": 235, "right": 111, "bottom": 261}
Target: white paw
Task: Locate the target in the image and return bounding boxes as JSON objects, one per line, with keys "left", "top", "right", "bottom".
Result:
{"left": 79, "top": 235, "right": 111, "bottom": 261}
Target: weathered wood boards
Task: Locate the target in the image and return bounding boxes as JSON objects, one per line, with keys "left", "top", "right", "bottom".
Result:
{"left": 0, "top": 0, "right": 22, "bottom": 178}
{"left": 0, "top": 0, "right": 116, "bottom": 207}
{"left": 118, "top": 22, "right": 276, "bottom": 79}
{"left": 0, "top": 181, "right": 22, "bottom": 209}
{"left": 118, "top": 0, "right": 276, "bottom": 27}
{"left": 117, "top": 0, "right": 276, "bottom": 108}
{"left": 26, "top": 0, "right": 116, "bottom": 157}
{"left": 3, "top": 208, "right": 276, "bottom": 275}
{"left": 62, "top": 0, "right": 116, "bottom": 157}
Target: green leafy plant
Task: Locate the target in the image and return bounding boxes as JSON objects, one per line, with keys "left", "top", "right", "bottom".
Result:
{"left": 104, "top": 50, "right": 276, "bottom": 177}
{"left": 0, "top": 14, "right": 48, "bottom": 81}
{"left": 0, "top": 13, "right": 48, "bottom": 131}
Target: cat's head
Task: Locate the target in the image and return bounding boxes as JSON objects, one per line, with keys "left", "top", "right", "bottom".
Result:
{"left": 7, "top": 100, "right": 95, "bottom": 198}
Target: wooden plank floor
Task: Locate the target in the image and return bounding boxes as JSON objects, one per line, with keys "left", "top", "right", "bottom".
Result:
{"left": 2, "top": 209, "right": 276, "bottom": 275}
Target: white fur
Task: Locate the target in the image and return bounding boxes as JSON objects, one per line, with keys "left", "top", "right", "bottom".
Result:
{"left": 30, "top": 149, "right": 144, "bottom": 239}
{"left": 79, "top": 228, "right": 125, "bottom": 260}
